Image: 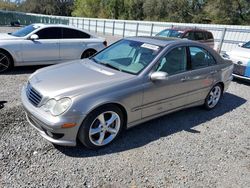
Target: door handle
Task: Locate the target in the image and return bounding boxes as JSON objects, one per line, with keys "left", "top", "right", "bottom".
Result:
{"left": 181, "top": 76, "right": 190, "bottom": 82}
{"left": 210, "top": 70, "right": 218, "bottom": 74}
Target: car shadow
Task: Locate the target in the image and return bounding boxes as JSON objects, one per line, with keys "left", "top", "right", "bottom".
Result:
{"left": 56, "top": 92, "right": 246, "bottom": 157}
{"left": 233, "top": 78, "right": 250, "bottom": 86}
{"left": 2, "top": 65, "right": 48, "bottom": 75}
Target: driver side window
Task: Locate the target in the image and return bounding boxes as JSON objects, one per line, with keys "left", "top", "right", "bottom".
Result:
{"left": 157, "top": 46, "right": 187, "bottom": 75}
{"left": 35, "top": 27, "right": 62, "bottom": 39}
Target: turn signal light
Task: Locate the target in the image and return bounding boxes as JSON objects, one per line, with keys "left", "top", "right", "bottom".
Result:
{"left": 61, "top": 123, "right": 77, "bottom": 128}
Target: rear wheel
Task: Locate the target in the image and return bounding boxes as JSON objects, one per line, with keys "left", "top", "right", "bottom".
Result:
{"left": 78, "top": 105, "right": 124, "bottom": 149}
{"left": 204, "top": 84, "right": 222, "bottom": 110}
{"left": 81, "top": 49, "right": 97, "bottom": 59}
{"left": 0, "top": 51, "right": 13, "bottom": 73}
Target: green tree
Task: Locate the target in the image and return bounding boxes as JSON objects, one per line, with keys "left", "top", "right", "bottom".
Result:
{"left": 0, "top": 0, "right": 17, "bottom": 11}
{"left": 204, "top": 0, "right": 250, "bottom": 24}
{"left": 72, "top": 0, "right": 101, "bottom": 17}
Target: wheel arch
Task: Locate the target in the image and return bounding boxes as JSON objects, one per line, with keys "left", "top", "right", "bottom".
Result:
{"left": 81, "top": 48, "right": 97, "bottom": 59}
{"left": 215, "top": 81, "right": 224, "bottom": 92}
{"left": 85, "top": 102, "right": 128, "bottom": 129}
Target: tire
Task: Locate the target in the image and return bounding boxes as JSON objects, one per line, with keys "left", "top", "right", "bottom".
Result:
{"left": 0, "top": 51, "right": 13, "bottom": 73}
{"left": 81, "top": 49, "right": 97, "bottom": 59}
{"left": 78, "top": 105, "right": 124, "bottom": 149}
{"left": 204, "top": 84, "right": 222, "bottom": 110}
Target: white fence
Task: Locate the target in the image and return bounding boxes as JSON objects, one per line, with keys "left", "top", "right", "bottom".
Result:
{"left": 1, "top": 10, "right": 250, "bottom": 52}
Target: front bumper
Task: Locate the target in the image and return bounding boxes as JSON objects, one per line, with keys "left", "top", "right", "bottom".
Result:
{"left": 233, "top": 63, "right": 250, "bottom": 81}
{"left": 233, "top": 73, "right": 250, "bottom": 81}
{"left": 21, "top": 86, "right": 86, "bottom": 146}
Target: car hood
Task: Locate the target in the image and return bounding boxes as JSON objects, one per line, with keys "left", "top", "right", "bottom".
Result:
{"left": 0, "top": 33, "right": 20, "bottom": 40}
{"left": 228, "top": 47, "right": 250, "bottom": 59}
{"left": 29, "top": 59, "right": 135, "bottom": 99}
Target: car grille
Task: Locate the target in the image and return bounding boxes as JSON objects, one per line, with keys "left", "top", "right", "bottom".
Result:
{"left": 26, "top": 82, "right": 42, "bottom": 107}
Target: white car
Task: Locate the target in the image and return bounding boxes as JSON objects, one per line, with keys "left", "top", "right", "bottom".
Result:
{"left": 223, "top": 42, "right": 250, "bottom": 81}
{"left": 0, "top": 24, "right": 107, "bottom": 73}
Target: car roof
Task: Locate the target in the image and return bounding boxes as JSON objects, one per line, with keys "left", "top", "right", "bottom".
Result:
{"left": 125, "top": 36, "right": 192, "bottom": 47}
{"left": 165, "top": 27, "right": 211, "bottom": 33}
{"left": 32, "top": 23, "right": 78, "bottom": 29}
{"left": 31, "top": 23, "right": 95, "bottom": 37}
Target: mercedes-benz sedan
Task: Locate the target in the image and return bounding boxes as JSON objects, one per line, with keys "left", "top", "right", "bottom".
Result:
{"left": 0, "top": 24, "right": 106, "bottom": 73}
{"left": 21, "top": 37, "right": 233, "bottom": 149}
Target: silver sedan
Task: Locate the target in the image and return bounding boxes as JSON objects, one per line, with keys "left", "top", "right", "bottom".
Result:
{"left": 0, "top": 24, "right": 106, "bottom": 72}
{"left": 21, "top": 37, "right": 233, "bottom": 149}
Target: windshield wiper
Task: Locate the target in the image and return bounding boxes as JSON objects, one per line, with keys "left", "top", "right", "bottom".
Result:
{"left": 99, "top": 62, "right": 122, "bottom": 72}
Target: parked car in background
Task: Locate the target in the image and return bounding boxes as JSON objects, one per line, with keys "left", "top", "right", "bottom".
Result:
{"left": 156, "top": 27, "right": 215, "bottom": 49}
{"left": 21, "top": 37, "right": 233, "bottom": 149}
{"left": 222, "top": 41, "right": 250, "bottom": 81}
{"left": 0, "top": 23, "right": 107, "bottom": 73}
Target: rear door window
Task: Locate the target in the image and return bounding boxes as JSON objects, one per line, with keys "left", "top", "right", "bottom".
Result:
{"left": 62, "top": 28, "right": 90, "bottom": 39}
{"left": 183, "top": 31, "right": 195, "bottom": 40}
{"left": 189, "top": 47, "right": 217, "bottom": 69}
{"left": 157, "top": 46, "right": 187, "bottom": 75}
{"left": 194, "top": 32, "right": 205, "bottom": 41}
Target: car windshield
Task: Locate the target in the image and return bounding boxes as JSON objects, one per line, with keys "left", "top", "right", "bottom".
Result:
{"left": 10, "top": 25, "right": 39, "bottom": 37}
{"left": 91, "top": 39, "right": 162, "bottom": 75}
{"left": 156, "top": 29, "right": 183, "bottom": 38}
{"left": 242, "top": 41, "right": 250, "bottom": 49}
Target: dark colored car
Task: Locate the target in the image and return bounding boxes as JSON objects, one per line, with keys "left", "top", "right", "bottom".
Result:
{"left": 156, "top": 27, "right": 214, "bottom": 49}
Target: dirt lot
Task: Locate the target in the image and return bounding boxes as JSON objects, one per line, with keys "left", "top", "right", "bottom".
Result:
{"left": 0, "top": 26, "right": 250, "bottom": 188}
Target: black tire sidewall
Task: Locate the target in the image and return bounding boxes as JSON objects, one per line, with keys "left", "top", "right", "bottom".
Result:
{"left": 81, "top": 49, "right": 96, "bottom": 59}
{"left": 78, "top": 105, "right": 124, "bottom": 149}
{"left": 204, "top": 84, "right": 222, "bottom": 110}
{"left": 0, "top": 51, "right": 13, "bottom": 73}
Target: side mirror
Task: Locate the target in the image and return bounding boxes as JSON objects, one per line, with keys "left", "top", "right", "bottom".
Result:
{"left": 30, "top": 34, "right": 39, "bottom": 40}
{"left": 238, "top": 43, "right": 243, "bottom": 47}
{"left": 150, "top": 71, "right": 168, "bottom": 81}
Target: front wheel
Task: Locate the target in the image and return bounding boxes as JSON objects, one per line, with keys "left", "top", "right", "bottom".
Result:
{"left": 78, "top": 105, "right": 124, "bottom": 149}
{"left": 0, "top": 51, "right": 13, "bottom": 73}
{"left": 204, "top": 84, "right": 222, "bottom": 110}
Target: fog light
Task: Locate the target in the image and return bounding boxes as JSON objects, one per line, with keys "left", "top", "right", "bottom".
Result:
{"left": 61, "top": 123, "right": 76, "bottom": 128}
{"left": 46, "top": 130, "right": 54, "bottom": 137}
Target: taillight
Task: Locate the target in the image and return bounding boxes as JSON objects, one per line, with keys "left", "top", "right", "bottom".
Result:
{"left": 103, "top": 41, "right": 107, "bottom": 47}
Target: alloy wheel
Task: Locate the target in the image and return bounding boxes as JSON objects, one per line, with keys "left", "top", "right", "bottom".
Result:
{"left": 0, "top": 52, "right": 10, "bottom": 73}
{"left": 207, "top": 85, "right": 222, "bottom": 108}
{"left": 89, "top": 111, "right": 121, "bottom": 146}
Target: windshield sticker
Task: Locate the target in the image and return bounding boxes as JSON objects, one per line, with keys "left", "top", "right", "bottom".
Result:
{"left": 141, "top": 43, "right": 160, "bottom": 51}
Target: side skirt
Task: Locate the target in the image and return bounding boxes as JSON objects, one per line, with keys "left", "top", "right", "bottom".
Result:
{"left": 126, "top": 100, "right": 204, "bottom": 129}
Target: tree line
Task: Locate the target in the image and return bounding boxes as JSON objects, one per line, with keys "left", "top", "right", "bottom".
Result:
{"left": 1, "top": 0, "right": 250, "bottom": 25}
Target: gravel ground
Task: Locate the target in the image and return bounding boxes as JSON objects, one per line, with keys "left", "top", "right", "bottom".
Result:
{"left": 1, "top": 26, "right": 250, "bottom": 188}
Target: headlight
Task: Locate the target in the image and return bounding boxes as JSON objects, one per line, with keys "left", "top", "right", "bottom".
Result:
{"left": 42, "top": 98, "right": 72, "bottom": 116}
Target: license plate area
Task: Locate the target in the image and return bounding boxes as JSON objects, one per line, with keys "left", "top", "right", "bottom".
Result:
{"left": 233, "top": 64, "right": 245, "bottom": 76}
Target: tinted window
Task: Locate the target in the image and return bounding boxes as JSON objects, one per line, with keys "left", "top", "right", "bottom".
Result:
{"left": 206, "top": 32, "right": 213, "bottom": 40}
{"left": 62, "top": 28, "right": 90, "bottom": 39}
{"left": 35, "top": 27, "right": 62, "bottom": 39}
{"left": 194, "top": 32, "right": 205, "bottom": 40}
{"left": 157, "top": 47, "right": 187, "bottom": 75}
{"left": 189, "top": 47, "right": 216, "bottom": 69}
{"left": 242, "top": 41, "right": 250, "bottom": 49}
{"left": 183, "top": 31, "right": 195, "bottom": 40}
